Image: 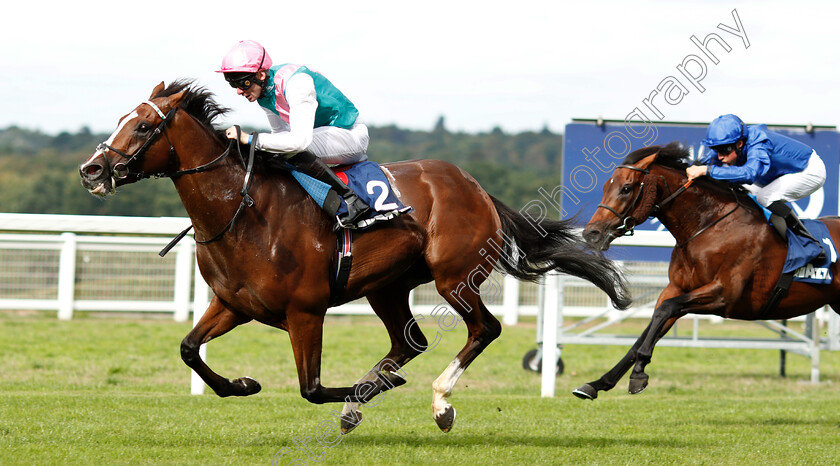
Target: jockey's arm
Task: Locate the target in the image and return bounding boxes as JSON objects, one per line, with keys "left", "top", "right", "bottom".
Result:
{"left": 707, "top": 146, "right": 770, "bottom": 184}
{"left": 254, "top": 73, "right": 318, "bottom": 155}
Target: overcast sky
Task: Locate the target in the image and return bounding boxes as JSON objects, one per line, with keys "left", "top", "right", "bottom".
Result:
{"left": 3, "top": 0, "right": 839, "bottom": 136}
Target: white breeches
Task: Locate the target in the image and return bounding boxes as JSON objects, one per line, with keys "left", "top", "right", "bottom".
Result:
{"left": 309, "top": 122, "right": 370, "bottom": 166}
{"left": 744, "top": 151, "right": 826, "bottom": 207}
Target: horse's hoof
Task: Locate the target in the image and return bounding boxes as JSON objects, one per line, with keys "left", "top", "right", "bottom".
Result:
{"left": 434, "top": 405, "right": 456, "bottom": 433}
{"left": 232, "top": 376, "right": 262, "bottom": 396}
{"left": 378, "top": 370, "right": 407, "bottom": 388}
{"left": 628, "top": 375, "right": 648, "bottom": 395}
{"left": 572, "top": 383, "right": 598, "bottom": 400}
{"left": 340, "top": 411, "right": 363, "bottom": 434}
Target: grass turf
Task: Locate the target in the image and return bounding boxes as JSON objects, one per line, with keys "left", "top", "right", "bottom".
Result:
{"left": 2, "top": 312, "right": 839, "bottom": 464}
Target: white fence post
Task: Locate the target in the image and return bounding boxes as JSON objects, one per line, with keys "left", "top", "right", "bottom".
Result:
{"left": 541, "top": 272, "right": 562, "bottom": 397}
{"left": 57, "top": 232, "right": 77, "bottom": 320}
{"left": 810, "top": 313, "right": 821, "bottom": 383}
{"left": 828, "top": 308, "right": 840, "bottom": 351}
{"left": 503, "top": 275, "right": 519, "bottom": 326}
{"left": 173, "top": 238, "right": 194, "bottom": 322}
{"left": 191, "top": 256, "right": 210, "bottom": 395}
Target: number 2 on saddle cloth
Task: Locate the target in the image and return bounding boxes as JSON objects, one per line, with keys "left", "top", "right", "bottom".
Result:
{"left": 290, "top": 160, "right": 412, "bottom": 230}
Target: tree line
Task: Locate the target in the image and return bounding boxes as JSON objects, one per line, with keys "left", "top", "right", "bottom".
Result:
{"left": 0, "top": 119, "right": 565, "bottom": 218}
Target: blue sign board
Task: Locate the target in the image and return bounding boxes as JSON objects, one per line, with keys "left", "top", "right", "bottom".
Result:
{"left": 560, "top": 120, "right": 840, "bottom": 261}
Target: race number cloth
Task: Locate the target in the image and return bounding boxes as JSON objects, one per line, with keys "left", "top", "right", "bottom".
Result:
{"left": 332, "top": 161, "right": 412, "bottom": 228}
{"left": 784, "top": 219, "right": 836, "bottom": 284}
{"left": 289, "top": 161, "right": 411, "bottom": 228}
{"left": 749, "top": 196, "right": 836, "bottom": 284}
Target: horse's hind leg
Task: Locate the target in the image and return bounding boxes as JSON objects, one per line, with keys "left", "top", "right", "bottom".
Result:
{"left": 340, "top": 286, "right": 427, "bottom": 434}
{"left": 430, "top": 282, "right": 502, "bottom": 432}
{"left": 180, "top": 297, "right": 260, "bottom": 397}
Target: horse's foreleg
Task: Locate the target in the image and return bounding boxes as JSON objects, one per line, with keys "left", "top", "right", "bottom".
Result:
{"left": 340, "top": 288, "right": 425, "bottom": 434}
{"left": 180, "top": 297, "right": 258, "bottom": 397}
{"left": 630, "top": 281, "right": 725, "bottom": 394}
{"left": 286, "top": 310, "right": 403, "bottom": 406}
{"left": 574, "top": 284, "right": 686, "bottom": 400}
{"left": 628, "top": 314, "right": 682, "bottom": 394}
{"left": 572, "top": 324, "right": 654, "bottom": 400}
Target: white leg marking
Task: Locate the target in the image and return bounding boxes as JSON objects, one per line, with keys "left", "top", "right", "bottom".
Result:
{"left": 431, "top": 359, "right": 465, "bottom": 417}
{"left": 342, "top": 370, "right": 379, "bottom": 415}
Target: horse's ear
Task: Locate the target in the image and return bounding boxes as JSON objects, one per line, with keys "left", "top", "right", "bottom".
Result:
{"left": 149, "top": 82, "right": 165, "bottom": 99}
{"left": 635, "top": 152, "right": 659, "bottom": 170}
{"left": 164, "top": 90, "right": 187, "bottom": 109}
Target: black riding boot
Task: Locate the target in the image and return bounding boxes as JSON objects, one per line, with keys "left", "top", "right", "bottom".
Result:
{"left": 286, "top": 151, "right": 371, "bottom": 228}
{"left": 768, "top": 201, "right": 826, "bottom": 262}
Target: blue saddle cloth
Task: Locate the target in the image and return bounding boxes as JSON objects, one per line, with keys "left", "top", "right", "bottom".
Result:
{"left": 784, "top": 219, "right": 835, "bottom": 284}
{"left": 751, "top": 196, "right": 836, "bottom": 284}
{"left": 289, "top": 160, "right": 411, "bottom": 228}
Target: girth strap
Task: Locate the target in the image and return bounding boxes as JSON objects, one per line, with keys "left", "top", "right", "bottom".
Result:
{"left": 758, "top": 272, "right": 794, "bottom": 319}
{"left": 329, "top": 228, "right": 354, "bottom": 306}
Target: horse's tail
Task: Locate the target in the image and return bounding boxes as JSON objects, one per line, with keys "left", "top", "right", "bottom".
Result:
{"left": 490, "top": 195, "right": 631, "bottom": 310}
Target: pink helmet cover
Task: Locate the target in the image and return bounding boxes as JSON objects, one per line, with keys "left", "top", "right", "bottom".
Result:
{"left": 217, "top": 40, "right": 273, "bottom": 73}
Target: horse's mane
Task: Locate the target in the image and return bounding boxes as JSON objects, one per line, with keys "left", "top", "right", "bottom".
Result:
{"left": 153, "top": 79, "right": 230, "bottom": 143}
{"left": 625, "top": 141, "right": 758, "bottom": 209}
{"left": 622, "top": 141, "right": 691, "bottom": 170}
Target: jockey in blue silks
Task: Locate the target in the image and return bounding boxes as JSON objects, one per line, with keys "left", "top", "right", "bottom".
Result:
{"left": 686, "top": 114, "right": 826, "bottom": 259}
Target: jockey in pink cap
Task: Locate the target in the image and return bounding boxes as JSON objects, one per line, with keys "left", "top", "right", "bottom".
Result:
{"left": 217, "top": 40, "right": 371, "bottom": 228}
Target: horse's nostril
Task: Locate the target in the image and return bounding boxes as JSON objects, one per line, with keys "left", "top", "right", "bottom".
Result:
{"left": 84, "top": 165, "right": 102, "bottom": 177}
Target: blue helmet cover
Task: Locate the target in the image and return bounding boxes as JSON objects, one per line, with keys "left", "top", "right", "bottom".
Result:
{"left": 703, "top": 114, "right": 745, "bottom": 147}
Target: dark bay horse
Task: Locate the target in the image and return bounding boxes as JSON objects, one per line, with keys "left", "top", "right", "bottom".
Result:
{"left": 78, "top": 80, "right": 630, "bottom": 431}
{"left": 575, "top": 142, "right": 840, "bottom": 400}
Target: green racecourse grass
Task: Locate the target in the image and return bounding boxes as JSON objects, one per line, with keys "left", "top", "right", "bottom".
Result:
{"left": 2, "top": 312, "right": 840, "bottom": 465}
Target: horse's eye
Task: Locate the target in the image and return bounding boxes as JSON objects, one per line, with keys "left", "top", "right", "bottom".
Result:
{"left": 620, "top": 184, "right": 633, "bottom": 195}
{"left": 136, "top": 122, "right": 152, "bottom": 135}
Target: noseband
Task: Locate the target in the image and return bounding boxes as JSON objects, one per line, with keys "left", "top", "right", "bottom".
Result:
{"left": 597, "top": 164, "right": 698, "bottom": 237}
{"left": 596, "top": 164, "right": 652, "bottom": 237}
{"left": 96, "top": 100, "right": 177, "bottom": 181}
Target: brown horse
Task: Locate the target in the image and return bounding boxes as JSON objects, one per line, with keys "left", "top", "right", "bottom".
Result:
{"left": 78, "top": 80, "right": 630, "bottom": 431}
{"left": 575, "top": 142, "right": 840, "bottom": 400}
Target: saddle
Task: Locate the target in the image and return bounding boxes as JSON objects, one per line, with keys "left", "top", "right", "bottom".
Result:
{"left": 753, "top": 198, "right": 837, "bottom": 317}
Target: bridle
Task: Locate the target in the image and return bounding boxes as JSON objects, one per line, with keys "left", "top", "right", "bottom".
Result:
{"left": 596, "top": 164, "right": 659, "bottom": 237}
{"left": 96, "top": 100, "right": 238, "bottom": 181}
{"left": 96, "top": 100, "right": 177, "bottom": 181}
{"left": 597, "top": 163, "right": 740, "bottom": 247}
{"left": 95, "top": 100, "right": 258, "bottom": 255}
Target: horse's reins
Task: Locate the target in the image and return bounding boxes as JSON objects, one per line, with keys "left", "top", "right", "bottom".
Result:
{"left": 95, "top": 101, "right": 257, "bottom": 256}
{"left": 160, "top": 129, "right": 258, "bottom": 257}
{"left": 598, "top": 164, "right": 743, "bottom": 248}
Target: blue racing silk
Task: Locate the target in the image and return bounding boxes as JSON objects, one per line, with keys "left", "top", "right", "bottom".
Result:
{"left": 700, "top": 124, "right": 814, "bottom": 186}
